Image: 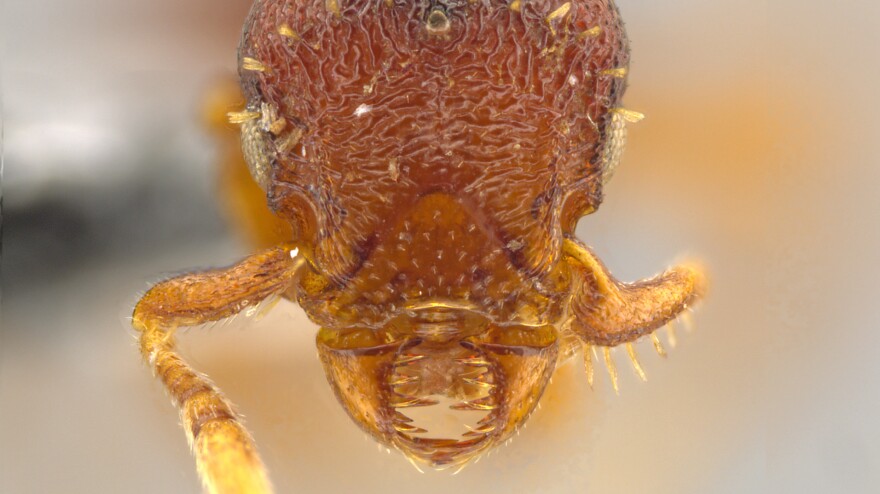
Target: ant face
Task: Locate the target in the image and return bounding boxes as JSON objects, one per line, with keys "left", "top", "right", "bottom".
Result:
{"left": 132, "top": 0, "right": 705, "bottom": 490}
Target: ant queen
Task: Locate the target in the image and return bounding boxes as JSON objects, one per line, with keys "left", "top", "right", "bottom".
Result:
{"left": 132, "top": 0, "right": 706, "bottom": 492}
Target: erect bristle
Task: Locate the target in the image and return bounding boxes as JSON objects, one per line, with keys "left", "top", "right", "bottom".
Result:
{"left": 242, "top": 57, "right": 269, "bottom": 73}
{"left": 602, "top": 347, "right": 619, "bottom": 395}
{"left": 578, "top": 26, "right": 602, "bottom": 39}
{"left": 601, "top": 67, "right": 628, "bottom": 78}
{"left": 583, "top": 344, "right": 595, "bottom": 388}
{"left": 651, "top": 333, "right": 667, "bottom": 358}
{"left": 611, "top": 107, "right": 646, "bottom": 123}
{"left": 546, "top": 2, "right": 571, "bottom": 23}
{"left": 227, "top": 110, "right": 261, "bottom": 124}
{"left": 626, "top": 343, "right": 647, "bottom": 382}
{"left": 277, "top": 23, "right": 299, "bottom": 40}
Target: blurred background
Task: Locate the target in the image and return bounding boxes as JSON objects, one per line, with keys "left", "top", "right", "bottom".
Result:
{"left": 2, "top": 0, "right": 878, "bottom": 492}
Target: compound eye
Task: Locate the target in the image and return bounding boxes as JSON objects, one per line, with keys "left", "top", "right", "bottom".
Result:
{"left": 239, "top": 113, "right": 273, "bottom": 190}
{"left": 236, "top": 101, "right": 289, "bottom": 190}
{"left": 600, "top": 109, "right": 644, "bottom": 185}
{"left": 235, "top": 97, "right": 306, "bottom": 191}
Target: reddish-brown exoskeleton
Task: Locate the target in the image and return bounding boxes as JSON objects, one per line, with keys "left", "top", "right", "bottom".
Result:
{"left": 133, "top": 0, "right": 705, "bottom": 492}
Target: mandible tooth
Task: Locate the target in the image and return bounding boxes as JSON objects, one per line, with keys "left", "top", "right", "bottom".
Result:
{"left": 455, "top": 357, "right": 490, "bottom": 367}
{"left": 393, "top": 423, "right": 427, "bottom": 434}
{"left": 463, "top": 377, "right": 495, "bottom": 389}
{"left": 480, "top": 424, "right": 496, "bottom": 433}
{"left": 467, "top": 422, "right": 496, "bottom": 433}
{"left": 451, "top": 398, "right": 495, "bottom": 411}
{"left": 394, "top": 354, "right": 426, "bottom": 366}
{"left": 392, "top": 397, "right": 438, "bottom": 408}
{"left": 389, "top": 375, "right": 420, "bottom": 386}
{"left": 462, "top": 430, "right": 488, "bottom": 438}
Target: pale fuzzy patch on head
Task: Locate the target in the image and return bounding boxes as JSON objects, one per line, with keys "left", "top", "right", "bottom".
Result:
{"left": 426, "top": 8, "right": 451, "bottom": 35}
{"left": 354, "top": 104, "right": 372, "bottom": 117}
{"left": 388, "top": 158, "right": 400, "bottom": 181}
